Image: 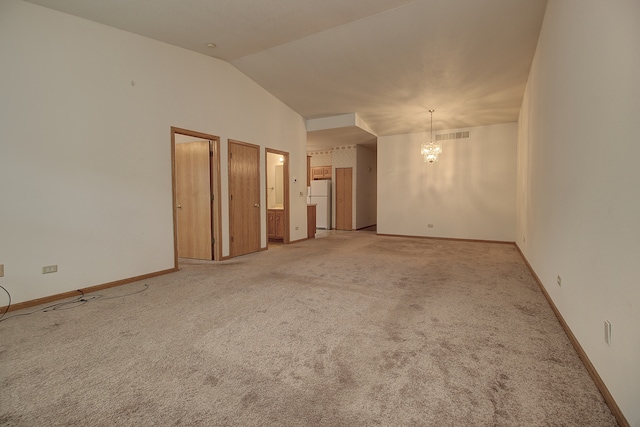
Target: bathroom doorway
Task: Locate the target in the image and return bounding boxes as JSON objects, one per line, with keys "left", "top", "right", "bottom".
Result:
{"left": 265, "top": 149, "right": 290, "bottom": 245}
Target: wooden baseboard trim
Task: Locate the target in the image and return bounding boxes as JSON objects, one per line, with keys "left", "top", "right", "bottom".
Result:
{"left": 356, "top": 224, "right": 377, "bottom": 230}
{"left": 288, "top": 237, "right": 310, "bottom": 244}
{"left": 514, "top": 244, "right": 629, "bottom": 427}
{"left": 1, "top": 267, "right": 177, "bottom": 314}
{"left": 376, "top": 233, "right": 514, "bottom": 245}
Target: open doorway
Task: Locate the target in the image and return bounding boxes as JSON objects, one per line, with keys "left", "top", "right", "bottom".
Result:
{"left": 171, "top": 127, "right": 222, "bottom": 267}
{"left": 265, "top": 149, "right": 290, "bottom": 246}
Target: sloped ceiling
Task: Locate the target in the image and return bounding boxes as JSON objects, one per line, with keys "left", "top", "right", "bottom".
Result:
{"left": 23, "top": 0, "right": 548, "bottom": 148}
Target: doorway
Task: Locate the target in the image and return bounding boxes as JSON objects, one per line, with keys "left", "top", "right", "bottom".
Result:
{"left": 335, "top": 167, "right": 353, "bottom": 230}
{"left": 228, "top": 140, "right": 261, "bottom": 257}
{"left": 171, "top": 127, "right": 222, "bottom": 266}
{"left": 265, "top": 149, "right": 290, "bottom": 245}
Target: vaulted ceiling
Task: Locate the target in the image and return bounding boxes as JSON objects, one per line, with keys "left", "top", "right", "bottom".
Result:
{"left": 24, "top": 0, "right": 548, "bottom": 150}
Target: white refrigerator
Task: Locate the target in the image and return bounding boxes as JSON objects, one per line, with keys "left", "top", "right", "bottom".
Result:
{"left": 310, "top": 180, "right": 332, "bottom": 229}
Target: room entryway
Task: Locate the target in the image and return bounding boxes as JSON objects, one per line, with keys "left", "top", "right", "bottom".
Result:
{"left": 266, "top": 149, "right": 290, "bottom": 246}
{"left": 171, "top": 128, "right": 222, "bottom": 264}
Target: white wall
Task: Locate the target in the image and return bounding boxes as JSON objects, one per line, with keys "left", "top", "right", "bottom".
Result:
{"left": 516, "top": 1, "right": 640, "bottom": 424}
{"left": 309, "top": 151, "right": 332, "bottom": 167}
{"left": 0, "top": 1, "right": 307, "bottom": 304}
{"left": 356, "top": 145, "right": 377, "bottom": 229}
{"left": 378, "top": 123, "right": 517, "bottom": 241}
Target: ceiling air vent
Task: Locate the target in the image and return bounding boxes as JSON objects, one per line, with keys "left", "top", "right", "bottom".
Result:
{"left": 435, "top": 131, "right": 470, "bottom": 141}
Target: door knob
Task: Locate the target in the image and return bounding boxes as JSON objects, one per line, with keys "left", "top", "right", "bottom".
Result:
{"left": 254, "top": 203, "right": 260, "bottom": 207}
{"left": 176, "top": 204, "right": 182, "bottom": 209}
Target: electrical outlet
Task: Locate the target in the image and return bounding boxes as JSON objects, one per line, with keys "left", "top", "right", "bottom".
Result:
{"left": 557, "top": 275, "right": 561, "bottom": 286}
{"left": 604, "top": 320, "right": 612, "bottom": 345}
{"left": 42, "top": 265, "right": 58, "bottom": 274}
{"left": 0, "top": 264, "right": 4, "bottom": 277}
{"left": 295, "top": 226, "right": 299, "bottom": 230}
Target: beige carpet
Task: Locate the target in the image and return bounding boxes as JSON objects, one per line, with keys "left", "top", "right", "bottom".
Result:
{"left": 0, "top": 231, "right": 617, "bottom": 426}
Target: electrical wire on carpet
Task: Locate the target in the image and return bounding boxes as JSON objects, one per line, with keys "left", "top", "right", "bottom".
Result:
{"left": 0, "top": 284, "right": 149, "bottom": 323}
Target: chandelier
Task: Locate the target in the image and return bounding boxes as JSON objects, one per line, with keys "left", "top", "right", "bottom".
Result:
{"left": 420, "top": 109, "right": 442, "bottom": 163}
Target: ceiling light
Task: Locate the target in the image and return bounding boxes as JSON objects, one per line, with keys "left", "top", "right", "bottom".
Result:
{"left": 420, "top": 109, "right": 442, "bottom": 164}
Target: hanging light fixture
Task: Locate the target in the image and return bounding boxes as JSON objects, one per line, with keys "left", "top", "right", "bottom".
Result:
{"left": 420, "top": 109, "right": 442, "bottom": 163}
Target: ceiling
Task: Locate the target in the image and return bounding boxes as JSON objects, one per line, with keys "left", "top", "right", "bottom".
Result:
{"left": 24, "top": 0, "right": 548, "bottom": 151}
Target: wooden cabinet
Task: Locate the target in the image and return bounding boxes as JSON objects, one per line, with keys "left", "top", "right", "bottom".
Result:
{"left": 267, "top": 209, "right": 285, "bottom": 240}
{"left": 307, "top": 204, "right": 316, "bottom": 239}
{"left": 311, "top": 166, "right": 332, "bottom": 180}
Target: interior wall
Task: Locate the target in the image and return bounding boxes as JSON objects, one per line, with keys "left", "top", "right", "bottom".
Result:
{"left": 516, "top": 0, "right": 640, "bottom": 424}
{"left": 0, "top": 0, "right": 307, "bottom": 305}
{"left": 355, "top": 145, "right": 377, "bottom": 229}
{"left": 309, "top": 151, "right": 332, "bottom": 167}
{"left": 377, "top": 123, "right": 517, "bottom": 241}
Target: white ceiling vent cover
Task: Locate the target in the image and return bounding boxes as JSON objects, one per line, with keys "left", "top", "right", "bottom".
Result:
{"left": 435, "top": 131, "right": 470, "bottom": 141}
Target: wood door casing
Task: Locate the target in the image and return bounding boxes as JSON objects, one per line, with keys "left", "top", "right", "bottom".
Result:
{"left": 229, "top": 140, "right": 261, "bottom": 257}
{"left": 335, "top": 167, "right": 353, "bottom": 231}
{"left": 175, "top": 141, "right": 212, "bottom": 260}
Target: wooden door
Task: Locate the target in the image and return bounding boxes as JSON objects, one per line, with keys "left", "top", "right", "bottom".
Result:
{"left": 229, "top": 140, "right": 261, "bottom": 257}
{"left": 335, "top": 167, "right": 353, "bottom": 231}
{"left": 175, "top": 141, "right": 212, "bottom": 259}
{"left": 307, "top": 204, "right": 316, "bottom": 239}
{"left": 267, "top": 210, "right": 276, "bottom": 239}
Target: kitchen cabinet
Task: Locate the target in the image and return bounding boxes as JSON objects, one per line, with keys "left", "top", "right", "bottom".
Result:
{"left": 268, "top": 209, "right": 285, "bottom": 240}
{"left": 307, "top": 204, "right": 316, "bottom": 239}
{"left": 311, "top": 166, "right": 332, "bottom": 180}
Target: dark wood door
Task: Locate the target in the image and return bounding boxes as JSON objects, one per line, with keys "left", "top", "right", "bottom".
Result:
{"left": 335, "top": 167, "right": 353, "bottom": 230}
{"left": 229, "top": 140, "right": 261, "bottom": 257}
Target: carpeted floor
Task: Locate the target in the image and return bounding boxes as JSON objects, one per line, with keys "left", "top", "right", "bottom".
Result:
{"left": 0, "top": 232, "right": 618, "bottom": 426}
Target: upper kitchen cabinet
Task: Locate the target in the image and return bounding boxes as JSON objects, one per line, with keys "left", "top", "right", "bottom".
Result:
{"left": 311, "top": 166, "right": 332, "bottom": 180}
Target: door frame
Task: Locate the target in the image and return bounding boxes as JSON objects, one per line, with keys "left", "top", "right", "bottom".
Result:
{"left": 171, "top": 127, "right": 222, "bottom": 267}
{"left": 265, "top": 148, "right": 290, "bottom": 245}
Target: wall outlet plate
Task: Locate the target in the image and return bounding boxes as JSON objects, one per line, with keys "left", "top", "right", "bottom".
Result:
{"left": 42, "top": 265, "right": 58, "bottom": 274}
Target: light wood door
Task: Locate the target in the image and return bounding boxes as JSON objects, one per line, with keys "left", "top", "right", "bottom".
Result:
{"left": 335, "top": 167, "right": 353, "bottom": 231}
{"left": 229, "top": 140, "right": 261, "bottom": 257}
{"left": 175, "top": 141, "right": 212, "bottom": 259}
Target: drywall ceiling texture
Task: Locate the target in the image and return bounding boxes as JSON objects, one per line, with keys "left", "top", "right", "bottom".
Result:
{"left": 516, "top": 0, "right": 640, "bottom": 425}
{"left": 22, "top": 0, "right": 547, "bottom": 138}
{"left": 0, "top": 1, "right": 307, "bottom": 304}
{"left": 377, "top": 123, "right": 517, "bottom": 242}
{"left": 22, "top": 0, "right": 417, "bottom": 61}
{"left": 231, "top": 0, "right": 548, "bottom": 136}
